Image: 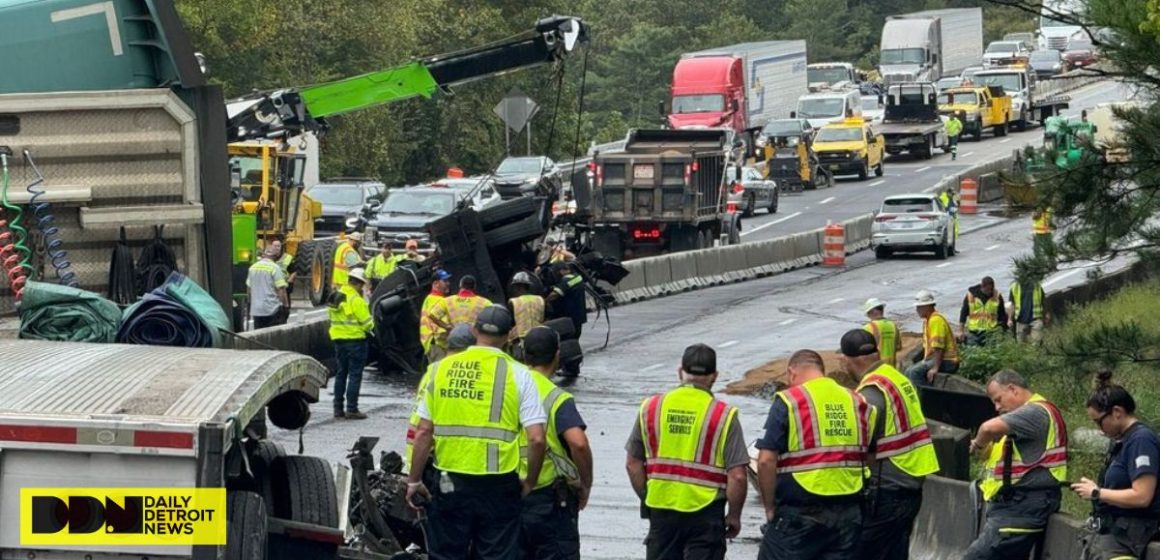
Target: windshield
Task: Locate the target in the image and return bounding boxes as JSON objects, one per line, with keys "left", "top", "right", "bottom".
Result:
{"left": 1040, "top": 14, "right": 1076, "bottom": 27}
{"left": 1031, "top": 50, "right": 1061, "bottom": 61}
{"left": 962, "top": 67, "right": 982, "bottom": 80}
{"left": 1068, "top": 40, "right": 1092, "bottom": 51}
{"left": 879, "top": 48, "right": 926, "bottom": 65}
{"left": 762, "top": 120, "right": 802, "bottom": 137}
{"left": 815, "top": 127, "right": 864, "bottom": 142}
{"left": 497, "top": 158, "right": 542, "bottom": 175}
{"left": 883, "top": 198, "right": 936, "bottom": 213}
{"left": 672, "top": 94, "right": 725, "bottom": 114}
{"left": 987, "top": 42, "right": 1018, "bottom": 53}
{"left": 797, "top": 98, "right": 846, "bottom": 118}
{"left": 974, "top": 73, "right": 1023, "bottom": 92}
{"left": 939, "top": 92, "right": 980, "bottom": 105}
{"left": 308, "top": 185, "right": 363, "bottom": 206}
{"left": 230, "top": 155, "right": 265, "bottom": 202}
{"left": 808, "top": 67, "right": 850, "bottom": 84}
{"left": 937, "top": 78, "right": 962, "bottom": 89}
{"left": 380, "top": 191, "right": 455, "bottom": 216}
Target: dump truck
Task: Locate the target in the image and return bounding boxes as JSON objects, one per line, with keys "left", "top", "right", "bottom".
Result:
{"left": 938, "top": 85, "right": 1013, "bottom": 140}
{"left": 971, "top": 65, "right": 1070, "bottom": 130}
{"left": 879, "top": 8, "right": 984, "bottom": 85}
{"left": 877, "top": 82, "right": 950, "bottom": 159}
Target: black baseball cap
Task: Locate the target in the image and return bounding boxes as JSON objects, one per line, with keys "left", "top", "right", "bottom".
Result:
{"left": 474, "top": 305, "right": 514, "bottom": 336}
{"left": 523, "top": 326, "right": 560, "bottom": 364}
{"left": 840, "top": 329, "right": 879, "bottom": 357}
{"left": 682, "top": 344, "right": 717, "bottom": 375}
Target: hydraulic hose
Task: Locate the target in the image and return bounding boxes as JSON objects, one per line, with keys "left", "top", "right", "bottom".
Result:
{"left": 0, "top": 153, "right": 33, "bottom": 277}
{"left": 0, "top": 153, "right": 30, "bottom": 301}
{"left": 23, "top": 150, "right": 76, "bottom": 286}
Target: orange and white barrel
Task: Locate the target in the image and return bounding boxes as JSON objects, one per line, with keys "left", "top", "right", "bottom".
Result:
{"left": 823, "top": 222, "right": 846, "bottom": 267}
{"left": 959, "top": 177, "right": 978, "bottom": 214}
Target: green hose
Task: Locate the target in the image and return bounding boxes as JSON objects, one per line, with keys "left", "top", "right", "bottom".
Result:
{"left": 0, "top": 154, "right": 33, "bottom": 275}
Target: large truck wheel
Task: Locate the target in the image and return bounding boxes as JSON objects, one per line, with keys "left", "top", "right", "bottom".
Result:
{"left": 995, "top": 119, "right": 1009, "bottom": 137}
{"left": 292, "top": 240, "right": 316, "bottom": 277}
{"left": 559, "top": 338, "right": 583, "bottom": 378}
{"left": 543, "top": 317, "right": 577, "bottom": 340}
{"left": 308, "top": 240, "right": 336, "bottom": 307}
{"left": 226, "top": 491, "right": 267, "bottom": 560}
{"left": 479, "top": 196, "right": 538, "bottom": 229}
{"left": 972, "top": 119, "right": 984, "bottom": 141}
{"left": 268, "top": 456, "right": 339, "bottom": 560}
{"left": 858, "top": 161, "right": 869, "bottom": 180}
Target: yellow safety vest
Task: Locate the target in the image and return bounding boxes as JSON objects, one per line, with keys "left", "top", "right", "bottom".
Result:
{"left": 1010, "top": 282, "right": 1044, "bottom": 321}
{"left": 863, "top": 319, "right": 899, "bottom": 365}
{"left": 365, "top": 254, "right": 399, "bottom": 281}
{"left": 966, "top": 292, "right": 1001, "bottom": 332}
{"left": 406, "top": 370, "right": 434, "bottom": 471}
{"left": 332, "top": 242, "right": 357, "bottom": 286}
{"left": 775, "top": 377, "right": 873, "bottom": 497}
{"left": 980, "top": 394, "right": 1068, "bottom": 501}
{"left": 275, "top": 253, "right": 294, "bottom": 274}
{"left": 328, "top": 284, "right": 373, "bottom": 340}
{"left": 519, "top": 372, "right": 580, "bottom": 489}
{"left": 923, "top": 312, "right": 959, "bottom": 364}
{"left": 441, "top": 293, "right": 492, "bottom": 328}
{"left": 509, "top": 294, "right": 545, "bottom": 340}
{"left": 856, "top": 364, "right": 940, "bottom": 478}
{"left": 1032, "top": 209, "right": 1052, "bottom": 235}
{"left": 638, "top": 385, "right": 739, "bottom": 513}
{"left": 420, "top": 292, "right": 446, "bottom": 351}
{"left": 427, "top": 347, "right": 522, "bottom": 475}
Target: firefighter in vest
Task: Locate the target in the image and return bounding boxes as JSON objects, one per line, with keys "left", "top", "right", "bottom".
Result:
{"left": 508, "top": 272, "right": 545, "bottom": 346}
{"left": 756, "top": 349, "right": 875, "bottom": 560}
{"left": 862, "top": 298, "right": 901, "bottom": 367}
{"left": 626, "top": 344, "right": 748, "bottom": 560}
{"left": 965, "top": 369, "right": 1069, "bottom": 560}
{"left": 958, "top": 276, "right": 1008, "bottom": 347}
{"left": 406, "top": 306, "right": 549, "bottom": 559}
{"left": 421, "top": 269, "right": 453, "bottom": 361}
{"left": 428, "top": 275, "right": 493, "bottom": 342}
{"left": 841, "top": 330, "right": 939, "bottom": 560}
{"left": 519, "top": 327, "right": 593, "bottom": 560}
{"left": 328, "top": 267, "right": 373, "bottom": 420}
{"left": 332, "top": 232, "right": 365, "bottom": 288}
{"left": 1008, "top": 277, "right": 1049, "bottom": 343}
{"left": 406, "top": 324, "right": 476, "bottom": 471}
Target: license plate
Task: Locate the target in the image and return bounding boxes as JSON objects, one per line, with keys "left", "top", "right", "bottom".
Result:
{"left": 829, "top": 164, "right": 840, "bottom": 171}
{"left": 890, "top": 221, "right": 923, "bottom": 230}
{"left": 633, "top": 165, "right": 655, "bottom": 179}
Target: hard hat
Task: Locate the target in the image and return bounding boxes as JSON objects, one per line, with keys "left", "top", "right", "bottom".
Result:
{"left": 862, "top": 298, "right": 886, "bottom": 314}
{"left": 347, "top": 232, "right": 364, "bottom": 242}
{"left": 914, "top": 290, "right": 937, "bottom": 307}
{"left": 348, "top": 267, "right": 368, "bottom": 284}
{"left": 511, "top": 271, "right": 534, "bottom": 286}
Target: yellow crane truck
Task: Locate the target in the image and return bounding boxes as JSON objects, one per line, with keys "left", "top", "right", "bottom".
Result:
{"left": 937, "top": 85, "right": 1012, "bottom": 140}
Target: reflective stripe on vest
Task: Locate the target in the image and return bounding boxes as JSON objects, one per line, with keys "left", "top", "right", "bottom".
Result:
{"left": 510, "top": 295, "right": 545, "bottom": 339}
{"left": 639, "top": 386, "right": 737, "bottom": 512}
{"left": 856, "top": 365, "right": 939, "bottom": 477}
{"left": 980, "top": 394, "right": 1069, "bottom": 501}
{"left": 520, "top": 381, "right": 580, "bottom": 488}
{"left": 427, "top": 350, "right": 522, "bottom": 475}
{"left": 420, "top": 293, "right": 445, "bottom": 351}
{"left": 328, "top": 284, "right": 371, "bottom": 340}
{"left": 966, "top": 292, "right": 1000, "bottom": 331}
{"left": 776, "top": 377, "right": 870, "bottom": 496}
{"left": 332, "top": 242, "right": 355, "bottom": 285}
{"left": 446, "top": 295, "right": 490, "bottom": 327}
{"left": 405, "top": 369, "right": 435, "bottom": 470}
{"left": 864, "top": 319, "right": 898, "bottom": 363}
{"left": 1010, "top": 282, "right": 1044, "bottom": 321}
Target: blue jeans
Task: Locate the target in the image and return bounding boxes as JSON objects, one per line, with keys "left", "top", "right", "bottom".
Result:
{"left": 333, "top": 339, "right": 368, "bottom": 413}
{"left": 905, "top": 359, "right": 959, "bottom": 387}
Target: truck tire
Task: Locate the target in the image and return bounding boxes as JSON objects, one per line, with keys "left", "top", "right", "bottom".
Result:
{"left": 292, "top": 240, "right": 317, "bottom": 277}
{"left": 875, "top": 160, "right": 884, "bottom": 177}
{"left": 308, "top": 239, "right": 335, "bottom": 307}
{"left": 226, "top": 491, "right": 267, "bottom": 560}
{"left": 250, "top": 440, "right": 286, "bottom": 515}
{"left": 484, "top": 213, "right": 545, "bottom": 249}
{"left": 559, "top": 338, "right": 583, "bottom": 378}
{"left": 543, "top": 317, "right": 577, "bottom": 340}
{"left": 995, "top": 118, "right": 1009, "bottom": 137}
{"left": 972, "top": 119, "right": 984, "bottom": 141}
{"left": 858, "top": 161, "right": 869, "bottom": 180}
{"left": 268, "top": 456, "right": 340, "bottom": 560}
{"left": 919, "top": 137, "right": 933, "bottom": 160}
{"left": 935, "top": 236, "right": 949, "bottom": 260}
{"left": 668, "top": 226, "right": 696, "bottom": 252}
{"left": 479, "top": 196, "right": 538, "bottom": 229}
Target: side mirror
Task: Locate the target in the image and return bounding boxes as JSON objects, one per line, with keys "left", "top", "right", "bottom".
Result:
{"left": 789, "top": 111, "right": 797, "bottom": 119}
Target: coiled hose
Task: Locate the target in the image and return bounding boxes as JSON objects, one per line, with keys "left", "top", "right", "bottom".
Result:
{"left": 0, "top": 153, "right": 31, "bottom": 301}
{"left": 23, "top": 150, "right": 75, "bottom": 287}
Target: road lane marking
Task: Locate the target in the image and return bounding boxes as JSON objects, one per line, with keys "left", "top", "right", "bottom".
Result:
{"left": 985, "top": 244, "right": 1001, "bottom": 251}
{"left": 779, "top": 319, "right": 796, "bottom": 326}
{"left": 643, "top": 363, "right": 666, "bottom": 372}
{"left": 719, "top": 340, "right": 740, "bottom": 348}
{"left": 999, "top": 139, "right": 1012, "bottom": 144}
{"left": 870, "top": 180, "right": 885, "bottom": 186}
{"left": 914, "top": 166, "right": 932, "bottom": 173}
{"left": 820, "top": 196, "right": 836, "bottom": 205}
{"left": 935, "top": 262, "right": 954, "bottom": 268}
{"left": 1044, "top": 268, "right": 1083, "bottom": 287}
{"left": 741, "top": 211, "right": 802, "bottom": 237}
{"left": 960, "top": 152, "right": 975, "bottom": 158}
{"left": 828, "top": 297, "right": 845, "bottom": 303}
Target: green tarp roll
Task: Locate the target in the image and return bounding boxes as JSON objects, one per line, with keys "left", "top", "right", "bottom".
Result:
{"left": 18, "top": 281, "right": 122, "bottom": 343}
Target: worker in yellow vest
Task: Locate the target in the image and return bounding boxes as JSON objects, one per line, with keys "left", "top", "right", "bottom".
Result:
{"left": 518, "top": 327, "right": 593, "bottom": 559}
{"left": 905, "top": 290, "right": 959, "bottom": 387}
{"left": 965, "top": 369, "right": 1068, "bottom": 560}
{"left": 862, "top": 298, "right": 901, "bottom": 367}
{"left": 428, "top": 275, "right": 493, "bottom": 339}
{"left": 269, "top": 239, "right": 296, "bottom": 316}
{"left": 508, "top": 272, "right": 545, "bottom": 345}
{"left": 627, "top": 343, "right": 748, "bottom": 560}
{"left": 756, "top": 349, "right": 874, "bottom": 559}
{"left": 1007, "top": 278, "right": 1049, "bottom": 343}
{"left": 364, "top": 243, "right": 402, "bottom": 291}
{"left": 1032, "top": 207, "right": 1055, "bottom": 266}
{"left": 958, "top": 276, "right": 1008, "bottom": 347}
{"left": 406, "top": 306, "right": 548, "bottom": 559}
{"left": 406, "top": 324, "right": 475, "bottom": 472}
{"left": 332, "top": 232, "right": 364, "bottom": 288}
{"left": 327, "top": 267, "right": 373, "bottom": 420}
{"left": 421, "top": 269, "right": 452, "bottom": 361}
{"left": 841, "top": 330, "right": 939, "bottom": 560}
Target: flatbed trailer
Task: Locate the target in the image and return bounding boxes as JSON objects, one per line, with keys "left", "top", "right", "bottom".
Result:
{"left": 877, "top": 82, "right": 949, "bottom": 159}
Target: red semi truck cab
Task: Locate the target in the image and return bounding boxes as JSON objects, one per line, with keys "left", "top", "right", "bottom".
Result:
{"left": 667, "top": 56, "right": 745, "bottom": 132}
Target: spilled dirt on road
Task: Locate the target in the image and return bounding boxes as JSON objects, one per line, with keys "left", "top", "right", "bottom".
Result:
{"left": 725, "top": 333, "right": 923, "bottom": 397}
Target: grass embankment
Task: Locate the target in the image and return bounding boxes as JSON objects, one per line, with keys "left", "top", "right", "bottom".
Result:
{"left": 957, "top": 280, "right": 1160, "bottom": 517}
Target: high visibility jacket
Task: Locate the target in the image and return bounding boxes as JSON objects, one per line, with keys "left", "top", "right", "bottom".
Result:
{"left": 519, "top": 372, "right": 579, "bottom": 490}
{"left": 1010, "top": 282, "right": 1044, "bottom": 322}
{"left": 856, "top": 364, "right": 939, "bottom": 478}
{"left": 435, "top": 292, "right": 492, "bottom": 328}
{"left": 427, "top": 348, "right": 522, "bottom": 475}
{"left": 365, "top": 254, "right": 401, "bottom": 281}
{"left": 864, "top": 319, "right": 900, "bottom": 365}
{"left": 275, "top": 253, "right": 294, "bottom": 275}
{"left": 332, "top": 241, "right": 358, "bottom": 286}
{"left": 980, "top": 394, "right": 1068, "bottom": 501}
{"left": 966, "top": 292, "right": 1001, "bottom": 332}
{"left": 406, "top": 370, "right": 434, "bottom": 471}
{"left": 509, "top": 294, "right": 545, "bottom": 340}
{"left": 420, "top": 292, "right": 446, "bottom": 351}
{"left": 923, "top": 312, "right": 959, "bottom": 364}
{"left": 776, "top": 377, "right": 873, "bottom": 497}
{"left": 639, "top": 385, "right": 739, "bottom": 512}
{"left": 946, "top": 118, "right": 963, "bottom": 138}
{"left": 328, "top": 284, "right": 373, "bottom": 340}
{"left": 1032, "top": 209, "right": 1052, "bottom": 235}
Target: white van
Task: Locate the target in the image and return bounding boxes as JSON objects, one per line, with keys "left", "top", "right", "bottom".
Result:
{"left": 794, "top": 88, "right": 863, "bottom": 129}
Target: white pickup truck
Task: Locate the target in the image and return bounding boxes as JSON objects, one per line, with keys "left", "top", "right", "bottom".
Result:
{"left": 0, "top": 340, "right": 346, "bottom": 560}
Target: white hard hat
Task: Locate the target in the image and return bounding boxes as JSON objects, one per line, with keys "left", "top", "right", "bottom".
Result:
{"left": 862, "top": 298, "right": 885, "bottom": 314}
{"left": 348, "top": 267, "right": 368, "bottom": 283}
{"left": 347, "top": 232, "right": 364, "bottom": 242}
{"left": 511, "top": 271, "right": 535, "bottom": 286}
{"left": 914, "top": 290, "right": 937, "bottom": 307}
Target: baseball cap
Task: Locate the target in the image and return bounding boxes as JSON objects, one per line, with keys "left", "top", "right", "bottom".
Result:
{"left": 522, "top": 326, "right": 560, "bottom": 362}
{"left": 347, "top": 232, "right": 364, "bottom": 242}
{"left": 682, "top": 343, "right": 717, "bottom": 376}
{"left": 434, "top": 269, "right": 452, "bottom": 281}
{"left": 447, "top": 324, "right": 476, "bottom": 350}
{"left": 840, "top": 329, "right": 879, "bottom": 357}
{"left": 474, "top": 305, "right": 514, "bottom": 336}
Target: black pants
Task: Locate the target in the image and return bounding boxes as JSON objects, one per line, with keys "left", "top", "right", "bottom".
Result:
{"left": 859, "top": 488, "right": 923, "bottom": 560}
{"left": 521, "top": 484, "right": 580, "bottom": 560}
{"left": 1084, "top": 516, "right": 1160, "bottom": 560}
{"left": 427, "top": 474, "right": 522, "bottom": 560}
{"left": 253, "top": 309, "right": 286, "bottom": 329}
{"left": 758, "top": 501, "right": 862, "bottom": 560}
{"left": 645, "top": 500, "right": 726, "bottom": 560}
{"left": 963, "top": 487, "right": 1061, "bottom": 560}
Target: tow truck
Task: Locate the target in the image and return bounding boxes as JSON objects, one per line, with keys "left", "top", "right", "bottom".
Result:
{"left": 877, "top": 82, "right": 950, "bottom": 159}
{"left": 812, "top": 117, "right": 886, "bottom": 180}
{"left": 938, "top": 85, "right": 1012, "bottom": 140}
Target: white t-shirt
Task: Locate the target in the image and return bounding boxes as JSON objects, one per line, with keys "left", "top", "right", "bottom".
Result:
{"left": 415, "top": 345, "right": 547, "bottom": 427}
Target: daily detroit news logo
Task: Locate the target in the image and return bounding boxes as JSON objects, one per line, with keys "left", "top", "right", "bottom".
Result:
{"left": 20, "top": 488, "right": 227, "bottom": 546}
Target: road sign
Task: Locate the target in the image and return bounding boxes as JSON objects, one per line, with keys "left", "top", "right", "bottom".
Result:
{"left": 493, "top": 88, "right": 539, "bottom": 133}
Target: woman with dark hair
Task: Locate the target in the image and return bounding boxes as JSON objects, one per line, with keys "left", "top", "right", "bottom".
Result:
{"left": 1071, "top": 371, "right": 1160, "bottom": 559}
